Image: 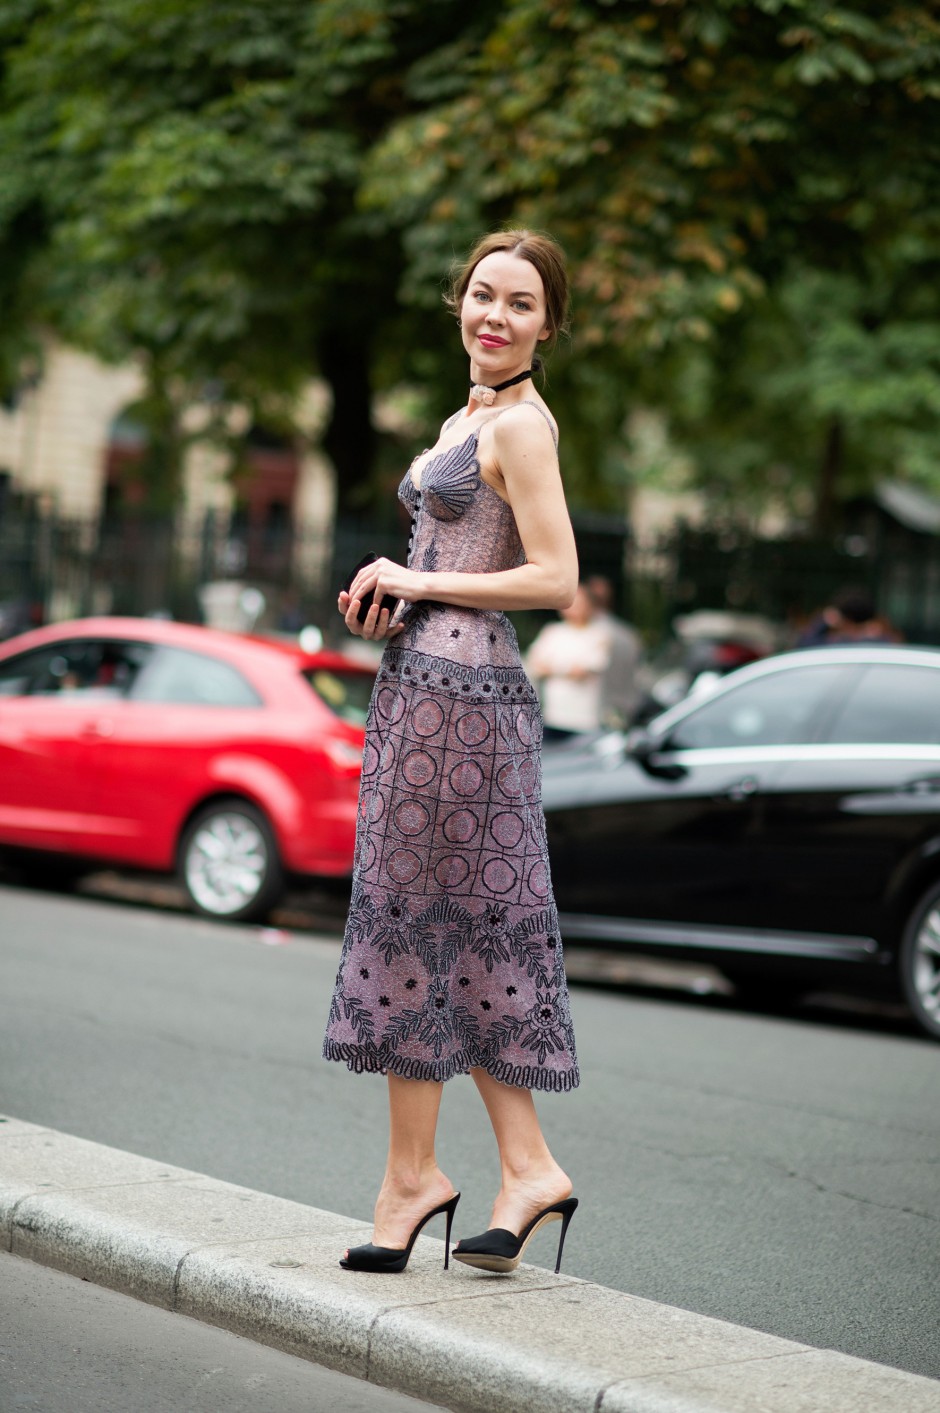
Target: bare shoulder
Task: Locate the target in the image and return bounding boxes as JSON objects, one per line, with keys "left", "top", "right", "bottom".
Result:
{"left": 477, "top": 399, "right": 562, "bottom": 504}
{"left": 491, "top": 398, "right": 556, "bottom": 446}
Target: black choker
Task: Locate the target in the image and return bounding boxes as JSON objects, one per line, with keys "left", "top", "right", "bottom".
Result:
{"left": 469, "top": 367, "right": 536, "bottom": 406}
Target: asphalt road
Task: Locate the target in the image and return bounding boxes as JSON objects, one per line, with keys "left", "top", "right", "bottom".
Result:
{"left": 1, "top": 881, "right": 937, "bottom": 1381}
{"left": 0, "top": 1252, "right": 445, "bottom": 1413}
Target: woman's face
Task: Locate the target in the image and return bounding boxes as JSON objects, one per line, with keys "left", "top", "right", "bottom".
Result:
{"left": 460, "top": 251, "right": 551, "bottom": 379}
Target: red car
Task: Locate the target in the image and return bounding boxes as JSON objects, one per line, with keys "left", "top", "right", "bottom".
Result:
{"left": 0, "top": 618, "right": 375, "bottom": 920}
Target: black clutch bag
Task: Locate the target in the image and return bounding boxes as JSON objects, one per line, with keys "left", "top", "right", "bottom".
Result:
{"left": 341, "top": 552, "right": 399, "bottom": 624}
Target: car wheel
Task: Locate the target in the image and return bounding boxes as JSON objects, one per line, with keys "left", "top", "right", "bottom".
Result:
{"left": 179, "top": 800, "right": 284, "bottom": 923}
{"left": 899, "top": 883, "right": 940, "bottom": 1041}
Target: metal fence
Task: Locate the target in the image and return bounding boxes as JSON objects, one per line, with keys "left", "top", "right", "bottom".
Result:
{"left": 640, "top": 523, "right": 940, "bottom": 645}
{"left": 2, "top": 499, "right": 937, "bottom": 646}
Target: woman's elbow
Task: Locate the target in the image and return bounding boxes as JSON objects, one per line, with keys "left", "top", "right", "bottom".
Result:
{"left": 550, "top": 569, "right": 579, "bottom": 611}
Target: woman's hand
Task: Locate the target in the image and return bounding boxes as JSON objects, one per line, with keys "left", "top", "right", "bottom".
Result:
{"left": 337, "top": 558, "right": 428, "bottom": 641}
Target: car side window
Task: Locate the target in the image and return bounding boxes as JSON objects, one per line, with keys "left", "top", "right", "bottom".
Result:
{"left": 130, "top": 646, "right": 262, "bottom": 706}
{"left": 822, "top": 665, "right": 940, "bottom": 746}
{"left": 0, "top": 640, "right": 152, "bottom": 698}
{"left": 666, "top": 665, "right": 848, "bottom": 750}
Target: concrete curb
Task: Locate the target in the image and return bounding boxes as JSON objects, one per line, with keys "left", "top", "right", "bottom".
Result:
{"left": 1, "top": 1114, "right": 936, "bottom": 1413}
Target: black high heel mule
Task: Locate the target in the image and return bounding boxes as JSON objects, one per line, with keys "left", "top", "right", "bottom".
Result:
{"left": 339, "top": 1193, "right": 461, "bottom": 1273}
{"left": 452, "top": 1196, "right": 579, "bottom": 1274}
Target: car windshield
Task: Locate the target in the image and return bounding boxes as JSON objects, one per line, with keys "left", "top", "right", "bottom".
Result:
{"left": 301, "top": 666, "right": 374, "bottom": 727}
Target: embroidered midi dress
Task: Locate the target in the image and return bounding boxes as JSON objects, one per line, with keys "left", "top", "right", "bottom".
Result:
{"left": 323, "top": 403, "right": 579, "bottom": 1092}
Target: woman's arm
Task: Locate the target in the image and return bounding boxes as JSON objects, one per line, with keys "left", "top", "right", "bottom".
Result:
{"left": 342, "top": 407, "right": 578, "bottom": 635}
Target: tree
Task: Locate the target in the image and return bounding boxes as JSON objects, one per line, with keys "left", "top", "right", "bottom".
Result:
{"left": 0, "top": 0, "right": 497, "bottom": 510}
{"left": 1, "top": 2, "right": 938, "bottom": 523}
{"left": 363, "top": 0, "right": 940, "bottom": 520}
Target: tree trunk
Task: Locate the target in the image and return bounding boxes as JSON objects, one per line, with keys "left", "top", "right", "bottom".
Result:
{"left": 813, "top": 417, "right": 843, "bottom": 537}
{"left": 318, "top": 324, "right": 375, "bottom": 519}
{"left": 134, "top": 362, "right": 186, "bottom": 514}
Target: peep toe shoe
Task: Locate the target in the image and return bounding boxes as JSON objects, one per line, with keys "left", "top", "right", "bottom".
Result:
{"left": 452, "top": 1196, "right": 579, "bottom": 1275}
{"left": 339, "top": 1193, "right": 461, "bottom": 1273}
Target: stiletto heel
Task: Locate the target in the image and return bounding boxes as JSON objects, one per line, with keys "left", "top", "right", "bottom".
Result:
{"left": 452, "top": 1196, "right": 579, "bottom": 1275}
{"left": 553, "top": 1198, "right": 577, "bottom": 1274}
{"left": 340, "top": 1193, "right": 461, "bottom": 1273}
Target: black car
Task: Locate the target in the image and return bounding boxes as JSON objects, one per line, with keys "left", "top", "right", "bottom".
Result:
{"left": 542, "top": 645, "right": 940, "bottom": 1041}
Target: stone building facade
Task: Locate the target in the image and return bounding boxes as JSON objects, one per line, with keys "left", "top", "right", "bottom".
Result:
{"left": 0, "top": 342, "right": 338, "bottom": 621}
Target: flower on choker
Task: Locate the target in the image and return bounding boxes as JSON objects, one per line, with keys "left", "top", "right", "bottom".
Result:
{"left": 470, "top": 384, "right": 497, "bottom": 405}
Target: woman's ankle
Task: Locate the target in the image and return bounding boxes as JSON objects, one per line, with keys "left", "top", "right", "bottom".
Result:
{"left": 500, "top": 1149, "right": 565, "bottom": 1187}
{"left": 380, "top": 1162, "right": 449, "bottom": 1200}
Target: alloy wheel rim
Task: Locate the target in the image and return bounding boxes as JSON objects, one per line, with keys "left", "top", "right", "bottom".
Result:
{"left": 913, "top": 906, "right": 940, "bottom": 1024}
{"left": 186, "top": 812, "right": 267, "bottom": 915}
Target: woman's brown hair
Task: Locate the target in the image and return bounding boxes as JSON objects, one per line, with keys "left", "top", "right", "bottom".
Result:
{"left": 445, "top": 229, "right": 570, "bottom": 358}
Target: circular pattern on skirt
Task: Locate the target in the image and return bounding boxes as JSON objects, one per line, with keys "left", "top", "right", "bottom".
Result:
{"left": 527, "top": 858, "right": 550, "bottom": 897}
{"left": 402, "top": 749, "right": 438, "bottom": 787}
{"left": 374, "top": 687, "right": 405, "bottom": 725}
{"left": 515, "top": 709, "right": 535, "bottom": 746}
{"left": 393, "top": 799, "right": 431, "bottom": 837}
{"left": 449, "top": 760, "right": 484, "bottom": 797}
{"left": 456, "top": 710, "right": 491, "bottom": 746}
{"left": 496, "top": 758, "right": 537, "bottom": 797}
{"left": 434, "top": 854, "right": 470, "bottom": 888}
{"left": 496, "top": 761, "right": 523, "bottom": 797}
{"left": 482, "top": 857, "right": 518, "bottom": 894}
{"left": 443, "top": 808, "right": 480, "bottom": 843}
{"left": 489, "top": 811, "right": 524, "bottom": 848}
{"left": 412, "top": 698, "right": 446, "bottom": 737}
{"left": 386, "top": 848, "right": 423, "bottom": 884}
{"left": 360, "top": 787, "right": 386, "bottom": 823}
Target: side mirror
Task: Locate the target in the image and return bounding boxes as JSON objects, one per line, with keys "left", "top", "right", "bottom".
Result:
{"left": 625, "top": 727, "right": 686, "bottom": 781}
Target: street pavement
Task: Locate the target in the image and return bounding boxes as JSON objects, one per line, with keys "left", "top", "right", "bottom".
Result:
{"left": 0, "top": 880, "right": 938, "bottom": 1384}
{"left": 0, "top": 1250, "right": 445, "bottom": 1413}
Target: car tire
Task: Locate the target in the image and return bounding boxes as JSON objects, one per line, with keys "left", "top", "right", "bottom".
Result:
{"left": 720, "top": 968, "right": 806, "bottom": 1012}
{"left": 179, "top": 799, "right": 284, "bottom": 923}
{"left": 3, "top": 850, "right": 85, "bottom": 894}
{"left": 899, "top": 883, "right": 940, "bottom": 1041}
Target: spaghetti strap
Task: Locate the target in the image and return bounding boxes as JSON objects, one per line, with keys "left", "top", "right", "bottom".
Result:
{"left": 483, "top": 400, "right": 559, "bottom": 448}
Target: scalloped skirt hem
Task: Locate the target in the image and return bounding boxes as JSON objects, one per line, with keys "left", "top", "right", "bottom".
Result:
{"left": 322, "top": 1040, "right": 579, "bottom": 1093}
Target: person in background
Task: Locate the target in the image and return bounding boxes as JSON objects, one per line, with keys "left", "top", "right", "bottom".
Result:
{"left": 525, "top": 582, "right": 612, "bottom": 738}
{"left": 584, "top": 574, "right": 643, "bottom": 727}
{"left": 797, "top": 586, "right": 902, "bottom": 647}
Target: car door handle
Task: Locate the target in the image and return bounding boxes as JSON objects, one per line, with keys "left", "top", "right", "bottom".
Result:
{"left": 904, "top": 776, "right": 940, "bottom": 795}
{"left": 720, "top": 776, "right": 759, "bottom": 802}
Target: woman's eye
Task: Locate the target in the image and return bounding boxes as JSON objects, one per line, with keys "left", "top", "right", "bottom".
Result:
{"left": 473, "top": 291, "right": 490, "bottom": 302}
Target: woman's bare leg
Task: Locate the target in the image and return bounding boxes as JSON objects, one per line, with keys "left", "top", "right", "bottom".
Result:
{"left": 470, "top": 1068, "right": 571, "bottom": 1235}
{"left": 371, "top": 1073, "right": 457, "bottom": 1248}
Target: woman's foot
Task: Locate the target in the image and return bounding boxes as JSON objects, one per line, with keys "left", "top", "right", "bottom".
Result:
{"left": 371, "top": 1166, "right": 457, "bottom": 1250}
{"left": 488, "top": 1160, "right": 572, "bottom": 1237}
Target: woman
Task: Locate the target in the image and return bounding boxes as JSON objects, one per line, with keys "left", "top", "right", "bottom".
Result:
{"left": 323, "top": 229, "right": 580, "bottom": 1277}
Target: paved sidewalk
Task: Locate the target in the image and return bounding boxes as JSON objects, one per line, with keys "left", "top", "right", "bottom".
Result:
{"left": 1, "top": 1114, "right": 936, "bottom": 1413}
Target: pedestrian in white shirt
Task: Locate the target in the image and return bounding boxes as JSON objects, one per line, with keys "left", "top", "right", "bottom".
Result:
{"left": 585, "top": 574, "right": 643, "bottom": 727}
{"left": 525, "top": 583, "right": 612, "bottom": 737}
